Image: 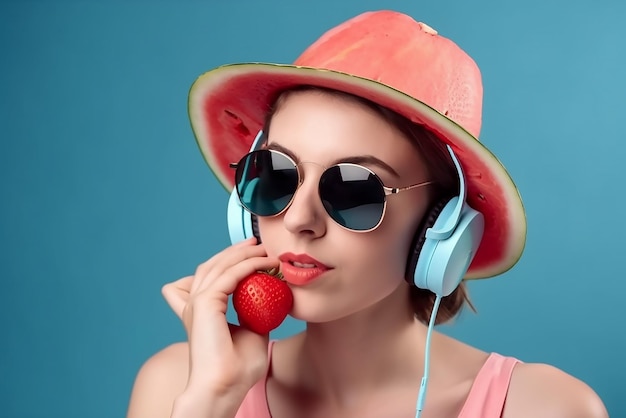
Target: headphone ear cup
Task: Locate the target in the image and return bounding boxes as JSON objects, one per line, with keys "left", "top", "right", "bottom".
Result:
{"left": 227, "top": 188, "right": 256, "bottom": 244}
{"left": 406, "top": 199, "right": 448, "bottom": 286}
{"left": 226, "top": 129, "right": 267, "bottom": 245}
{"left": 414, "top": 199, "right": 485, "bottom": 296}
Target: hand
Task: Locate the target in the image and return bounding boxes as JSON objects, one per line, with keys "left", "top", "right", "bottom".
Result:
{"left": 162, "top": 237, "right": 279, "bottom": 402}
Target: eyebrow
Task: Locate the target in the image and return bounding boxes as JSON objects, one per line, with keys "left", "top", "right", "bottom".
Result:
{"left": 266, "top": 142, "right": 400, "bottom": 178}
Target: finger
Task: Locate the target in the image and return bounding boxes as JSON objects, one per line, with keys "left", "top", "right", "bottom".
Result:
{"left": 180, "top": 252, "right": 278, "bottom": 336}
{"left": 198, "top": 254, "right": 281, "bottom": 297}
{"left": 182, "top": 254, "right": 280, "bottom": 336}
{"left": 194, "top": 237, "right": 258, "bottom": 290}
{"left": 191, "top": 237, "right": 260, "bottom": 292}
{"left": 230, "top": 323, "right": 270, "bottom": 372}
{"left": 191, "top": 243, "right": 270, "bottom": 295}
{"left": 162, "top": 275, "right": 194, "bottom": 318}
{"left": 231, "top": 322, "right": 270, "bottom": 350}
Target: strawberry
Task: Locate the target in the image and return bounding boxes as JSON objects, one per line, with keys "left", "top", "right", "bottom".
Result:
{"left": 232, "top": 269, "right": 293, "bottom": 334}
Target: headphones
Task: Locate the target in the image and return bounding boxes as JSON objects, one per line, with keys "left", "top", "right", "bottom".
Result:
{"left": 226, "top": 130, "right": 484, "bottom": 298}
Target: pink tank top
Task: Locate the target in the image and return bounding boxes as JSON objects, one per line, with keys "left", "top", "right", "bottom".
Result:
{"left": 235, "top": 341, "right": 520, "bottom": 418}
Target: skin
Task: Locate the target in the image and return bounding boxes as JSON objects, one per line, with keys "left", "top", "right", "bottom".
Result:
{"left": 126, "top": 91, "right": 609, "bottom": 418}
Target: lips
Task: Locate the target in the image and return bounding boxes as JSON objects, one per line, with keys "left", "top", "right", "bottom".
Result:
{"left": 278, "top": 252, "right": 330, "bottom": 286}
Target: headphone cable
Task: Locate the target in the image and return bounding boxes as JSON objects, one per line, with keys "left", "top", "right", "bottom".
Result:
{"left": 415, "top": 293, "right": 443, "bottom": 418}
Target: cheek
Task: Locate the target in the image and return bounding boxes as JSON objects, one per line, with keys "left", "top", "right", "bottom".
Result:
{"left": 374, "top": 224, "right": 417, "bottom": 280}
{"left": 375, "top": 199, "right": 431, "bottom": 282}
{"left": 345, "top": 213, "right": 420, "bottom": 286}
{"left": 256, "top": 217, "right": 282, "bottom": 251}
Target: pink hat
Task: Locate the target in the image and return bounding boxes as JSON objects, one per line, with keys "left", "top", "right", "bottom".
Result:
{"left": 187, "top": 10, "right": 527, "bottom": 279}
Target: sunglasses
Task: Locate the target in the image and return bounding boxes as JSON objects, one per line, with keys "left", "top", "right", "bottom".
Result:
{"left": 231, "top": 149, "right": 433, "bottom": 232}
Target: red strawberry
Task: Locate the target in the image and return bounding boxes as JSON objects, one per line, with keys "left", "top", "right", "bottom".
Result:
{"left": 233, "top": 270, "right": 293, "bottom": 334}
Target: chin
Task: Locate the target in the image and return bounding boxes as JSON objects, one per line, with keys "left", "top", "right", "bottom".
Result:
{"left": 289, "top": 302, "right": 354, "bottom": 324}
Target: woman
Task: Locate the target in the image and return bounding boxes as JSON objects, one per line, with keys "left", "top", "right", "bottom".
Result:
{"left": 127, "top": 10, "right": 608, "bottom": 418}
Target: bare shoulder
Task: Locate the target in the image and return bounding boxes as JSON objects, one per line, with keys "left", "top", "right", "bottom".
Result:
{"left": 503, "top": 361, "right": 608, "bottom": 418}
{"left": 126, "top": 342, "right": 190, "bottom": 418}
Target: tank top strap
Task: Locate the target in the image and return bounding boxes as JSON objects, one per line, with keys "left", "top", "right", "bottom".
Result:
{"left": 457, "top": 352, "right": 521, "bottom": 418}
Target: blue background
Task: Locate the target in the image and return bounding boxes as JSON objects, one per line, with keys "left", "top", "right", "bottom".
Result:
{"left": 1, "top": 1, "right": 624, "bottom": 417}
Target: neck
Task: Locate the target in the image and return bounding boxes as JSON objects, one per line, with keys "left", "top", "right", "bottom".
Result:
{"left": 297, "top": 284, "right": 432, "bottom": 403}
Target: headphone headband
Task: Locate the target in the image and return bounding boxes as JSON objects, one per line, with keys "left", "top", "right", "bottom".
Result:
{"left": 425, "top": 145, "right": 466, "bottom": 241}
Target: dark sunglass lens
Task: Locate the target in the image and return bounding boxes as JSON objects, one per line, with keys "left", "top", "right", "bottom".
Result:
{"left": 320, "top": 165, "right": 385, "bottom": 231}
{"left": 235, "top": 150, "right": 299, "bottom": 216}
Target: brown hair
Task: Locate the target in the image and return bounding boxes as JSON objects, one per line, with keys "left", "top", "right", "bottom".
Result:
{"left": 262, "top": 86, "right": 475, "bottom": 325}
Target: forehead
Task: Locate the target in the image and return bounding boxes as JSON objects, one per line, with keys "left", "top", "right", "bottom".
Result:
{"left": 266, "top": 90, "right": 428, "bottom": 181}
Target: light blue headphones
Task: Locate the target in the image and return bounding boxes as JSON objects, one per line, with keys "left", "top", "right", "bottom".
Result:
{"left": 408, "top": 144, "right": 485, "bottom": 297}
{"left": 226, "top": 130, "right": 484, "bottom": 297}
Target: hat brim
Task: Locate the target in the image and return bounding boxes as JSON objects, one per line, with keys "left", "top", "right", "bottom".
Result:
{"left": 188, "top": 62, "right": 527, "bottom": 279}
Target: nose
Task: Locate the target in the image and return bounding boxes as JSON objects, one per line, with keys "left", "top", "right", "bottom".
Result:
{"left": 282, "top": 164, "right": 327, "bottom": 239}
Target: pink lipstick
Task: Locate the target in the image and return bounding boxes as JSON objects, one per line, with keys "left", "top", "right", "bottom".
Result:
{"left": 278, "top": 253, "right": 330, "bottom": 286}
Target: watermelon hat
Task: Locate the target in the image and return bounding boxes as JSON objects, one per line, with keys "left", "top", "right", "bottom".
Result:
{"left": 187, "top": 10, "right": 527, "bottom": 279}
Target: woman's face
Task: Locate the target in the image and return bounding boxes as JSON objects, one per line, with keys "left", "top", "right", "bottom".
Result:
{"left": 258, "top": 90, "right": 432, "bottom": 323}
